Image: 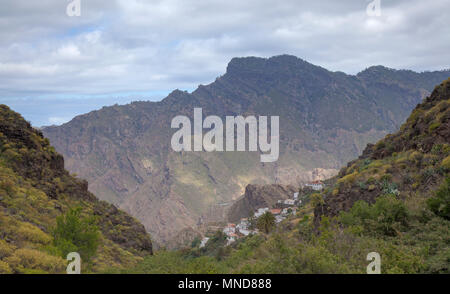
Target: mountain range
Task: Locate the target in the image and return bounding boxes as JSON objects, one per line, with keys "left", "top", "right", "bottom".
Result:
{"left": 42, "top": 55, "right": 450, "bottom": 245}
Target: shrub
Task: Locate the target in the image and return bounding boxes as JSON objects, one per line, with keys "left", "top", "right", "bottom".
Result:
{"left": 340, "top": 195, "right": 409, "bottom": 236}
{"left": 16, "top": 222, "right": 52, "bottom": 244}
{"left": 337, "top": 172, "right": 358, "bottom": 186}
{"left": 409, "top": 151, "right": 423, "bottom": 165}
{"left": 380, "top": 173, "right": 392, "bottom": 182}
{"left": 367, "top": 177, "right": 377, "bottom": 184}
{"left": 310, "top": 193, "right": 324, "bottom": 209}
{"left": 368, "top": 184, "right": 376, "bottom": 191}
{"left": 421, "top": 168, "right": 435, "bottom": 183}
{"left": 358, "top": 181, "right": 367, "bottom": 190}
{"left": 0, "top": 239, "right": 15, "bottom": 259}
{"left": 203, "top": 230, "right": 227, "bottom": 256}
{"left": 359, "top": 159, "right": 372, "bottom": 171}
{"left": 52, "top": 207, "right": 100, "bottom": 263}
{"left": 431, "top": 144, "right": 443, "bottom": 155}
{"left": 375, "top": 141, "right": 386, "bottom": 150}
{"left": 5, "top": 248, "right": 65, "bottom": 273}
{"left": 428, "top": 122, "right": 441, "bottom": 132}
{"left": 441, "top": 156, "right": 450, "bottom": 171}
{"left": 427, "top": 177, "right": 450, "bottom": 220}
{"left": 0, "top": 178, "right": 15, "bottom": 195}
{"left": 0, "top": 260, "right": 12, "bottom": 274}
{"left": 381, "top": 180, "right": 399, "bottom": 195}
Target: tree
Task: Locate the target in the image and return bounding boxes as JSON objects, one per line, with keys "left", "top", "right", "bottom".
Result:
{"left": 310, "top": 193, "right": 325, "bottom": 214}
{"left": 257, "top": 212, "right": 276, "bottom": 234}
{"left": 52, "top": 207, "right": 100, "bottom": 263}
{"left": 427, "top": 177, "right": 450, "bottom": 220}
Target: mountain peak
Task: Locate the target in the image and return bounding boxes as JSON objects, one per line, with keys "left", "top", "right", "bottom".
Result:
{"left": 225, "top": 54, "right": 313, "bottom": 76}
{"left": 226, "top": 56, "right": 267, "bottom": 74}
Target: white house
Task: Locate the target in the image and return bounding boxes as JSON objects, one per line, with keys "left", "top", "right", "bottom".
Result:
{"left": 284, "top": 199, "right": 295, "bottom": 205}
{"left": 238, "top": 228, "right": 251, "bottom": 236}
{"left": 223, "top": 223, "right": 236, "bottom": 235}
{"left": 199, "top": 237, "right": 209, "bottom": 248}
{"left": 254, "top": 207, "right": 269, "bottom": 218}
{"left": 237, "top": 218, "right": 249, "bottom": 230}
{"left": 305, "top": 180, "right": 324, "bottom": 191}
{"left": 282, "top": 207, "right": 297, "bottom": 216}
{"left": 275, "top": 215, "right": 285, "bottom": 223}
{"left": 227, "top": 233, "right": 238, "bottom": 245}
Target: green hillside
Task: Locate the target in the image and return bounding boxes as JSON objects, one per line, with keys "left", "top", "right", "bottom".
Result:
{"left": 0, "top": 105, "right": 152, "bottom": 273}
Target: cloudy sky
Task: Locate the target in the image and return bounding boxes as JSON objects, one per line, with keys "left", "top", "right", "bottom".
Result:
{"left": 1, "top": 0, "right": 449, "bottom": 126}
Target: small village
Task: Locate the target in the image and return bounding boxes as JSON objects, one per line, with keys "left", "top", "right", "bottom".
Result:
{"left": 200, "top": 180, "right": 324, "bottom": 247}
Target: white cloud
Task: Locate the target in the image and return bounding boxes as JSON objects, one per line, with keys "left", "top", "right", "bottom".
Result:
{"left": 56, "top": 44, "right": 81, "bottom": 59}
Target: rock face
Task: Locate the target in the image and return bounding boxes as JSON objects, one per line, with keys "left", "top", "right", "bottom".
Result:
{"left": 42, "top": 55, "right": 450, "bottom": 245}
{"left": 314, "top": 78, "right": 450, "bottom": 225}
{"left": 227, "top": 184, "right": 297, "bottom": 222}
{"left": 0, "top": 105, "right": 152, "bottom": 273}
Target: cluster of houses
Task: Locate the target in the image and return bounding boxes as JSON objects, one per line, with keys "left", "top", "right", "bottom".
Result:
{"left": 220, "top": 190, "right": 307, "bottom": 245}
{"left": 304, "top": 180, "right": 324, "bottom": 191}
{"left": 199, "top": 181, "right": 324, "bottom": 248}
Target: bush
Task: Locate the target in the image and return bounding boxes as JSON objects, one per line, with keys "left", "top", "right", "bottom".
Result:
{"left": 340, "top": 195, "right": 409, "bottom": 236}
{"left": 429, "top": 122, "right": 441, "bottom": 132}
{"left": 381, "top": 179, "right": 399, "bottom": 195}
{"left": 431, "top": 144, "right": 443, "bottom": 155}
{"left": 427, "top": 177, "right": 450, "bottom": 220}
{"left": 5, "top": 248, "right": 65, "bottom": 273}
{"left": 16, "top": 222, "right": 52, "bottom": 244}
{"left": 52, "top": 207, "right": 100, "bottom": 263}
{"left": 0, "top": 179, "right": 14, "bottom": 195}
{"left": 337, "top": 172, "right": 358, "bottom": 186}
{"left": 0, "top": 260, "right": 12, "bottom": 274}
{"left": 441, "top": 156, "right": 450, "bottom": 170}
{"left": 310, "top": 193, "right": 325, "bottom": 212}
{"left": 0, "top": 239, "right": 15, "bottom": 259}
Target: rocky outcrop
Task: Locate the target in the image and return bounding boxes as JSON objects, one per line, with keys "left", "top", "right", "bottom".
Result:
{"left": 228, "top": 184, "right": 297, "bottom": 222}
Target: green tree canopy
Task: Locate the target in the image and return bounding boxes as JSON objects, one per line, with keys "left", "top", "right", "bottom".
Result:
{"left": 52, "top": 207, "right": 100, "bottom": 263}
{"left": 257, "top": 212, "right": 276, "bottom": 234}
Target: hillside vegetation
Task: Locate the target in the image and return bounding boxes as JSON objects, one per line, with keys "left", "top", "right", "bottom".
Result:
{"left": 0, "top": 105, "right": 152, "bottom": 273}
{"left": 123, "top": 78, "right": 450, "bottom": 274}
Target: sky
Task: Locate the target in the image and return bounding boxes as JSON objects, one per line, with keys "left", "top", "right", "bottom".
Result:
{"left": 0, "top": 0, "right": 449, "bottom": 126}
